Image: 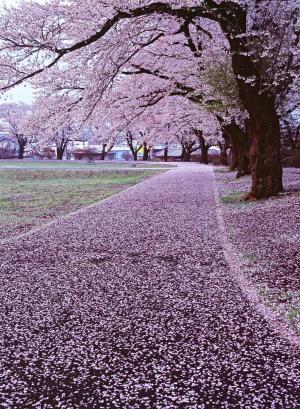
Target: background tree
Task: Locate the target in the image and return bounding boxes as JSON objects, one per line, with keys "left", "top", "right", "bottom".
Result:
{"left": 0, "top": 103, "right": 32, "bottom": 159}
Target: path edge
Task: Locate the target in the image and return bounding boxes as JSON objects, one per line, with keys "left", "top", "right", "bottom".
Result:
{"left": 211, "top": 167, "right": 300, "bottom": 348}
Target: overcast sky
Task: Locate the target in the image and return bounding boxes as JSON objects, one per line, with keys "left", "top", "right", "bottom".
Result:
{"left": 0, "top": 0, "right": 38, "bottom": 105}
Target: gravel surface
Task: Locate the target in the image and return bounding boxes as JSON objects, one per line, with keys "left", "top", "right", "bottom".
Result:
{"left": 0, "top": 164, "right": 299, "bottom": 408}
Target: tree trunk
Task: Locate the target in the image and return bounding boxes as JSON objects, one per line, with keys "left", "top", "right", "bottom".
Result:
{"left": 247, "top": 98, "right": 283, "bottom": 198}
{"left": 201, "top": 145, "right": 209, "bottom": 164}
{"left": 221, "top": 121, "right": 250, "bottom": 176}
{"left": 163, "top": 143, "right": 169, "bottom": 162}
{"left": 195, "top": 130, "right": 209, "bottom": 165}
{"left": 126, "top": 132, "right": 141, "bottom": 161}
{"left": 220, "top": 6, "right": 283, "bottom": 198}
{"left": 229, "top": 139, "right": 239, "bottom": 171}
{"left": 143, "top": 150, "right": 149, "bottom": 161}
{"left": 57, "top": 148, "right": 64, "bottom": 160}
{"left": 56, "top": 137, "right": 68, "bottom": 160}
{"left": 218, "top": 139, "right": 228, "bottom": 167}
{"left": 223, "top": 100, "right": 281, "bottom": 194}
{"left": 100, "top": 144, "right": 107, "bottom": 160}
{"left": 143, "top": 142, "right": 150, "bottom": 161}
{"left": 185, "top": 150, "right": 191, "bottom": 162}
{"left": 180, "top": 147, "right": 186, "bottom": 162}
{"left": 18, "top": 142, "right": 26, "bottom": 159}
{"left": 236, "top": 119, "right": 251, "bottom": 178}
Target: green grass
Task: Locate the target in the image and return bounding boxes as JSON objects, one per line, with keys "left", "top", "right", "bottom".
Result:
{"left": 288, "top": 307, "right": 300, "bottom": 329}
{"left": 0, "top": 159, "right": 174, "bottom": 171}
{"left": 0, "top": 166, "right": 163, "bottom": 240}
{"left": 240, "top": 253, "right": 257, "bottom": 263}
{"left": 220, "top": 191, "right": 246, "bottom": 204}
{"left": 213, "top": 168, "right": 232, "bottom": 173}
{"left": 241, "top": 253, "right": 257, "bottom": 263}
{"left": 257, "top": 285, "right": 300, "bottom": 334}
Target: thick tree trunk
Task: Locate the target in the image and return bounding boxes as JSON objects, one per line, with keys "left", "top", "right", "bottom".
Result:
{"left": 180, "top": 147, "right": 186, "bottom": 162}
{"left": 185, "top": 150, "right": 191, "bottom": 162}
{"left": 57, "top": 148, "right": 64, "bottom": 160}
{"left": 218, "top": 137, "right": 229, "bottom": 167}
{"left": 201, "top": 145, "right": 209, "bottom": 164}
{"left": 100, "top": 144, "right": 107, "bottom": 160}
{"left": 218, "top": 142, "right": 228, "bottom": 167}
{"left": 235, "top": 119, "right": 251, "bottom": 178}
{"left": 195, "top": 130, "right": 209, "bottom": 164}
{"left": 163, "top": 143, "right": 169, "bottom": 162}
{"left": 229, "top": 139, "right": 239, "bottom": 171}
{"left": 18, "top": 142, "right": 26, "bottom": 159}
{"left": 247, "top": 98, "right": 283, "bottom": 198}
{"left": 126, "top": 132, "right": 141, "bottom": 161}
{"left": 143, "top": 142, "right": 151, "bottom": 161}
{"left": 223, "top": 97, "right": 282, "bottom": 195}
{"left": 222, "top": 121, "right": 250, "bottom": 176}
{"left": 143, "top": 150, "right": 149, "bottom": 161}
{"left": 181, "top": 141, "right": 199, "bottom": 162}
{"left": 56, "top": 137, "right": 68, "bottom": 160}
{"left": 219, "top": 5, "right": 283, "bottom": 198}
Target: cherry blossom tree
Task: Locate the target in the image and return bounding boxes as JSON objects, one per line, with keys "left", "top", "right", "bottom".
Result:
{"left": 124, "top": 132, "right": 143, "bottom": 161}
{"left": 87, "top": 125, "right": 115, "bottom": 161}
{"left": 0, "top": 0, "right": 299, "bottom": 197}
{"left": 0, "top": 103, "right": 32, "bottom": 159}
{"left": 25, "top": 95, "right": 79, "bottom": 160}
{"left": 84, "top": 107, "right": 117, "bottom": 160}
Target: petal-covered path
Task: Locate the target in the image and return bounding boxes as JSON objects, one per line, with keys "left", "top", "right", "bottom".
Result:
{"left": 0, "top": 164, "right": 299, "bottom": 408}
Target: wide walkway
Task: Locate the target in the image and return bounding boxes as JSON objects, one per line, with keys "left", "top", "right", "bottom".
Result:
{"left": 0, "top": 164, "right": 299, "bottom": 408}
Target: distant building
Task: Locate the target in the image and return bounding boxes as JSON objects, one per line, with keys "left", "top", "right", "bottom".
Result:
{"left": 69, "top": 144, "right": 141, "bottom": 161}
{"left": 0, "top": 132, "right": 221, "bottom": 162}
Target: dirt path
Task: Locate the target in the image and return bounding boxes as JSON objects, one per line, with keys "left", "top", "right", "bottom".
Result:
{"left": 0, "top": 164, "right": 299, "bottom": 408}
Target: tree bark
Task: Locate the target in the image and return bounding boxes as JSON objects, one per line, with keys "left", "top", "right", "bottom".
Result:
{"left": 143, "top": 142, "right": 152, "bottom": 161}
{"left": 229, "top": 147, "right": 238, "bottom": 171}
{"left": 16, "top": 135, "right": 27, "bottom": 160}
{"left": 56, "top": 137, "right": 68, "bottom": 160}
{"left": 185, "top": 150, "right": 191, "bottom": 162}
{"left": 56, "top": 148, "right": 64, "bottom": 160}
{"left": 220, "top": 119, "right": 250, "bottom": 177}
{"left": 218, "top": 138, "right": 229, "bottom": 167}
{"left": 180, "top": 140, "right": 197, "bottom": 162}
{"left": 201, "top": 145, "right": 209, "bottom": 164}
{"left": 163, "top": 143, "right": 169, "bottom": 162}
{"left": 236, "top": 119, "right": 251, "bottom": 178}
{"left": 143, "top": 150, "right": 149, "bottom": 161}
{"left": 219, "top": 4, "right": 283, "bottom": 198}
{"left": 196, "top": 131, "right": 209, "bottom": 164}
{"left": 18, "top": 142, "right": 26, "bottom": 159}
{"left": 180, "top": 147, "right": 186, "bottom": 162}
{"left": 247, "top": 99, "right": 282, "bottom": 197}
{"left": 100, "top": 144, "right": 107, "bottom": 160}
{"left": 126, "top": 132, "right": 142, "bottom": 161}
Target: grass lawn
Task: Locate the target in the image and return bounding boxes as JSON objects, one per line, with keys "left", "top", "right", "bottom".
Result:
{"left": 0, "top": 159, "right": 173, "bottom": 171}
{"left": 0, "top": 161, "right": 165, "bottom": 240}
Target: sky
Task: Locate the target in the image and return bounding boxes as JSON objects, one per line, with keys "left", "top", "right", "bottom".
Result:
{"left": 0, "top": 0, "right": 38, "bottom": 104}
{"left": 2, "top": 85, "right": 35, "bottom": 105}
